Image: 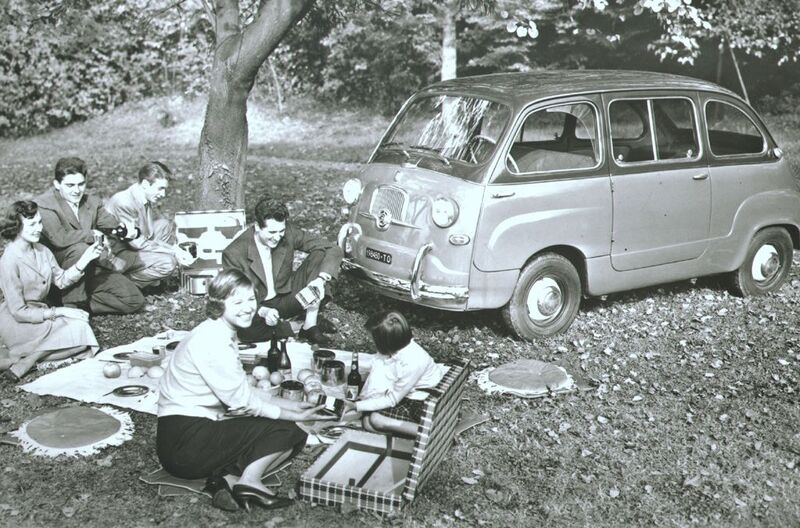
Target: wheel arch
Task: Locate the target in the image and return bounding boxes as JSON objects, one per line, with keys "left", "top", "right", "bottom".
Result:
{"left": 521, "top": 245, "right": 588, "bottom": 292}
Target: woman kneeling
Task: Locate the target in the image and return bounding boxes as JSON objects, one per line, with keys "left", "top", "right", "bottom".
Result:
{"left": 0, "top": 201, "right": 102, "bottom": 380}
{"left": 157, "top": 269, "right": 330, "bottom": 512}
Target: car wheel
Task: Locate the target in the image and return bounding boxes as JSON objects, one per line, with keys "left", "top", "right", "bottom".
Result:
{"left": 731, "top": 227, "right": 793, "bottom": 297}
{"left": 502, "top": 253, "right": 581, "bottom": 340}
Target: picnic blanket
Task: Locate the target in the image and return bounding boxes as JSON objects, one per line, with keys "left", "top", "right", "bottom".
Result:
{"left": 20, "top": 330, "right": 374, "bottom": 416}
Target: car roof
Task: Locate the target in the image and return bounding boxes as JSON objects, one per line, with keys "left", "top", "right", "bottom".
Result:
{"left": 421, "top": 70, "right": 741, "bottom": 106}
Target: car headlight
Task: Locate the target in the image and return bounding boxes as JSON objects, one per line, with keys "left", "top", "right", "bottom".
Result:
{"left": 431, "top": 197, "right": 459, "bottom": 228}
{"left": 342, "top": 179, "right": 362, "bottom": 205}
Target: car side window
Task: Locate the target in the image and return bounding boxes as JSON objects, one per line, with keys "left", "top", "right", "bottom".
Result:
{"left": 506, "top": 102, "right": 600, "bottom": 175}
{"left": 705, "top": 100, "right": 766, "bottom": 156}
{"left": 609, "top": 99, "right": 654, "bottom": 163}
{"left": 652, "top": 98, "right": 699, "bottom": 160}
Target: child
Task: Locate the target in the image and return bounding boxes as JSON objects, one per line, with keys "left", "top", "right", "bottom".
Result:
{"left": 346, "top": 310, "right": 445, "bottom": 437}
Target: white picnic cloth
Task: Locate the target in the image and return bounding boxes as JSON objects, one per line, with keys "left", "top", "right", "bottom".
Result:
{"left": 20, "top": 330, "right": 374, "bottom": 417}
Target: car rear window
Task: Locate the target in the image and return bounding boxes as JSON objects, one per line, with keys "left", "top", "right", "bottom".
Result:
{"left": 705, "top": 100, "right": 766, "bottom": 156}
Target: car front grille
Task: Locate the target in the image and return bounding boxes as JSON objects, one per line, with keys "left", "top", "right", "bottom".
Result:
{"left": 369, "top": 186, "right": 406, "bottom": 219}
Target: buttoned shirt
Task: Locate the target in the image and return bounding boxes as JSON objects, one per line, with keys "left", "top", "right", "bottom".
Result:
{"left": 355, "top": 340, "right": 446, "bottom": 412}
{"left": 253, "top": 233, "right": 277, "bottom": 301}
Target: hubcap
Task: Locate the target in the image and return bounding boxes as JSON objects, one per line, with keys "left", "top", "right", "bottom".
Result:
{"left": 751, "top": 244, "right": 780, "bottom": 282}
{"left": 526, "top": 277, "right": 563, "bottom": 324}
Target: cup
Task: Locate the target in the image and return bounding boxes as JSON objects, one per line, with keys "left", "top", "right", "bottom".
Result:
{"left": 178, "top": 241, "right": 198, "bottom": 258}
{"left": 280, "top": 380, "right": 305, "bottom": 401}
{"left": 313, "top": 349, "right": 336, "bottom": 372}
{"left": 320, "top": 360, "right": 345, "bottom": 387}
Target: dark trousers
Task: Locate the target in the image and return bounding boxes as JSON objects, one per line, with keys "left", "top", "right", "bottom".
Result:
{"left": 53, "top": 241, "right": 145, "bottom": 315}
{"left": 237, "top": 250, "right": 327, "bottom": 343}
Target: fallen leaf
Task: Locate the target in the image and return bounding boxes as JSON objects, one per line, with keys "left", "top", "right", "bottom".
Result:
{"left": 683, "top": 475, "right": 701, "bottom": 487}
{"left": 62, "top": 506, "right": 76, "bottom": 518}
{"left": 461, "top": 477, "right": 479, "bottom": 485}
{"left": 609, "top": 487, "right": 620, "bottom": 498}
{"left": 597, "top": 416, "right": 609, "bottom": 424}
{"left": 96, "top": 455, "right": 113, "bottom": 467}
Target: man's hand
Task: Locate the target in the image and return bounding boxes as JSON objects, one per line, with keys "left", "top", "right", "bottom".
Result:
{"left": 257, "top": 306, "right": 280, "bottom": 326}
{"left": 173, "top": 246, "right": 196, "bottom": 266}
{"left": 121, "top": 221, "right": 138, "bottom": 240}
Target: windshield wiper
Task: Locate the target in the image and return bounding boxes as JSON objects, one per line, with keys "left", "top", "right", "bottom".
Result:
{"left": 380, "top": 142, "right": 410, "bottom": 160}
{"left": 408, "top": 145, "right": 451, "bottom": 167}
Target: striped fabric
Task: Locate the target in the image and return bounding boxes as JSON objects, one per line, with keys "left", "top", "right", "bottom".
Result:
{"left": 299, "top": 360, "right": 470, "bottom": 514}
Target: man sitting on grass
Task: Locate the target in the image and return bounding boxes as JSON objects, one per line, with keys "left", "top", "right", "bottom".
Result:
{"left": 34, "top": 157, "right": 145, "bottom": 315}
{"left": 221, "top": 196, "right": 343, "bottom": 345}
{"left": 104, "top": 161, "right": 193, "bottom": 289}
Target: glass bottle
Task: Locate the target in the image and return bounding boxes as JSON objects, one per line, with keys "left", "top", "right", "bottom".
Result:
{"left": 278, "top": 339, "right": 292, "bottom": 379}
{"left": 346, "top": 351, "right": 362, "bottom": 400}
{"left": 266, "top": 335, "right": 280, "bottom": 373}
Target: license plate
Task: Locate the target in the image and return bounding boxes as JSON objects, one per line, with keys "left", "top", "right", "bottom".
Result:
{"left": 365, "top": 247, "right": 392, "bottom": 265}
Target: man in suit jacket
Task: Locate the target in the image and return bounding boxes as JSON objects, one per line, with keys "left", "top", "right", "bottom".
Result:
{"left": 105, "top": 161, "right": 190, "bottom": 288}
{"left": 222, "top": 196, "right": 343, "bottom": 344}
{"left": 34, "top": 157, "right": 145, "bottom": 315}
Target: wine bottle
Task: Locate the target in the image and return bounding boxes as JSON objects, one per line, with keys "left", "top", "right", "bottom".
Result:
{"left": 266, "top": 335, "right": 280, "bottom": 373}
{"left": 278, "top": 339, "right": 292, "bottom": 379}
{"left": 346, "top": 351, "right": 362, "bottom": 400}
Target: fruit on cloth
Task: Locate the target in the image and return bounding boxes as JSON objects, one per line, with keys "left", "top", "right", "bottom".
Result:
{"left": 127, "top": 366, "right": 146, "bottom": 378}
{"left": 269, "top": 371, "right": 284, "bottom": 386}
{"left": 103, "top": 363, "right": 121, "bottom": 378}
{"left": 147, "top": 366, "right": 165, "bottom": 378}
{"left": 246, "top": 374, "right": 257, "bottom": 386}
{"left": 257, "top": 379, "right": 273, "bottom": 390}
{"left": 297, "top": 369, "right": 314, "bottom": 383}
{"left": 252, "top": 366, "right": 269, "bottom": 381}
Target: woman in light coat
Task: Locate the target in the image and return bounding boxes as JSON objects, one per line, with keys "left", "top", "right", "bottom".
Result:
{"left": 0, "top": 201, "right": 103, "bottom": 380}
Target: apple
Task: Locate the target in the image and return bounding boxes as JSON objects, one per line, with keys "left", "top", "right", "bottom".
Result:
{"left": 296, "top": 369, "right": 314, "bottom": 383}
{"left": 246, "top": 374, "right": 257, "bottom": 386}
{"left": 268, "top": 371, "right": 284, "bottom": 386}
{"left": 103, "top": 363, "right": 121, "bottom": 379}
{"left": 252, "top": 366, "right": 269, "bottom": 381}
{"left": 128, "top": 366, "right": 146, "bottom": 378}
{"left": 147, "top": 365, "right": 165, "bottom": 378}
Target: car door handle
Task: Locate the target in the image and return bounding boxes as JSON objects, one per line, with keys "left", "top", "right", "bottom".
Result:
{"left": 491, "top": 191, "right": 516, "bottom": 198}
{"left": 692, "top": 173, "right": 709, "bottom": 180}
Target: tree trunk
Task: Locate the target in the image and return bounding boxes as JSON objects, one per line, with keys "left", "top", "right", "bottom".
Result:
{"left": 196, "top": 0, "right": 315, "bottom": 210}
{"left": 441, "top": 0, "right": 458, "bottom": 81}
{"left": 197, "top": 65, "right": 253, "bottom": 209}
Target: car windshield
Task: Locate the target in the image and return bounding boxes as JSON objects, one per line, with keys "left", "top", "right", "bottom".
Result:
{"left": 375, "top": 94, "right": 511, "bottom": 180}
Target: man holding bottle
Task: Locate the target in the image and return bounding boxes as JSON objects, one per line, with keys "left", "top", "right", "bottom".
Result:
{"left": 221, "top": 195, "right": 343, "bottom": 345}
{"left": 34, "top": 157, "right": 145, "bottom": 315}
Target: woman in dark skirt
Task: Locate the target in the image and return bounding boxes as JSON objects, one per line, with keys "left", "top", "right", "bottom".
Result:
{"left": 157, "top": 269, "right": 330, "bottom": 512}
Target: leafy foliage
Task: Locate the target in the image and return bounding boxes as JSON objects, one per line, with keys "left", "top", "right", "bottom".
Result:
{"left": 0, "top": 0, "right": 211, "bottom": 137}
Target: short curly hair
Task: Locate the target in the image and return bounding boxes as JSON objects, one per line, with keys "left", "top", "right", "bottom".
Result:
{"left": 54, "top": 157, "right": 87, "bottom": 183}
{"left": 253, "top": 196, "right": 289, "bottom": 228}
{"left": 206, "top": 269, "right": 254, "bottom": 320}
{"left": 1, "top": 200, "right": 38, "bottom": 240}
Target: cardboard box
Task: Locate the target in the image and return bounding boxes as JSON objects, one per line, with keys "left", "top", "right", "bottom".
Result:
{"left": 299, "top": 361, "right": 469, "bottom": 514}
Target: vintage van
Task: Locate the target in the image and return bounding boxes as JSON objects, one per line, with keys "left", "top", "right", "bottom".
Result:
{"left": 337, "top": 71, "right": 800, "bottom": 340}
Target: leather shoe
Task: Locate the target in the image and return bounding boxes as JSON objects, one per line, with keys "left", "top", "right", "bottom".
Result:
{"left": 297, "top": 326, "right": 330, "bottom": 346}
{"left": 231, "top": 484, "right": 293, "bottom": 512}
{"left": 203, "top": 476, "right": 239, "bottom": 512}
{"left": 316, "top": 315, "right": 337, "bottom": 335}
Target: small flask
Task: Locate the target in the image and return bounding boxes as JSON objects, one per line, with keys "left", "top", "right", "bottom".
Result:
{"left": 266, "top": 335, "right": 280, "bottom": 373}
{"left": 278, "top": 339, "right": 292, "bottom": 380}
{"left": 346, "top": 351, "right": 362, "bottom": 400}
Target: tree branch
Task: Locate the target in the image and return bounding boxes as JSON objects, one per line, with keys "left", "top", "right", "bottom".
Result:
{"left": 213, "top": 0, "right": 241, "bottom": 46}
{"left": 232, "top": 0, "right": 315, "bottom": 82}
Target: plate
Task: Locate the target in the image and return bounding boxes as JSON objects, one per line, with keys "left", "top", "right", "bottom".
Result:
{"left": 238, "top": 343, "right": 257, "bottom": 350}
{"left": 111, "top": 385, "right": 149, "bottom": 397}
{"left": 165, "top": 341, "right": 181, "bottom": 351}
{"left": 112, "top": 352, "right": 132, "bottom": 360}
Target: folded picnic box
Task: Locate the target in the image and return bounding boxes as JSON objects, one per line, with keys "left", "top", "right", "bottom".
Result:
{"left": 299, "top": 360, "right": 469, "bottom": 514}
{"left": 174, "top": 209, "right": 247, "bottom": 294}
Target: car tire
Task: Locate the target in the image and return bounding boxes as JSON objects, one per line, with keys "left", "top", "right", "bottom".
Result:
{"left": 731, "top": 227, "right": 794, "bottom": 297}
{"left": 502, "top": 253, "right": 581, "bottom": 340}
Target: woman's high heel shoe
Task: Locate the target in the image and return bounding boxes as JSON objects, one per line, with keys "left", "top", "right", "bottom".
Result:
{"left": 203, "top": 476, "right": 239, "bottom": 512}
{"left": 231, "top": 484, "right": 293, "bottom": 512}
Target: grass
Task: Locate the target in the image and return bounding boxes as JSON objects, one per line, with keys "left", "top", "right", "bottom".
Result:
{"left": 0, "top": 96, "right": 798, "bottom": 527}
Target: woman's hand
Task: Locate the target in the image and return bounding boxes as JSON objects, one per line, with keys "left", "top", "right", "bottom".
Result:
{"left": 77, "top": 241, "right": 104, "bottom": 269}
{"left": 283, "top": 404, "right": 335, "bottom": 422}
{"left": 257, "top": 306, "right": 280, "bottom": 326}
{"left": 54, "top": 307, "right": 89, "bottom": 321}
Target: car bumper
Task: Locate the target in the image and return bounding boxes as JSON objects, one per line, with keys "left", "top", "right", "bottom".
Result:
{"left": 338, "top": 223, "right": 469, "bottom": 309}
